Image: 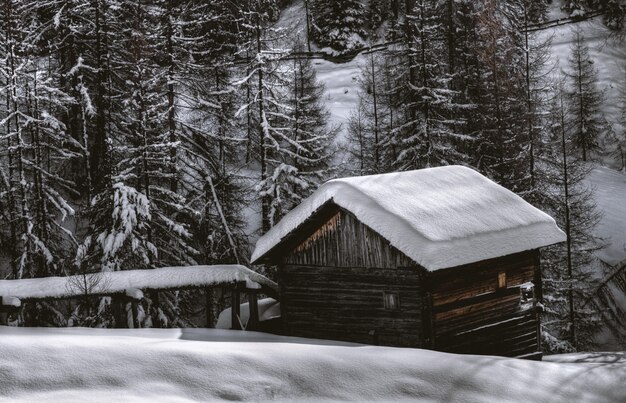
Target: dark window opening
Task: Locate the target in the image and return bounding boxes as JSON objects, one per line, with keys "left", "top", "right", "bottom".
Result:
{"left": 383, "top": 291, "right": 400, "bottom": 311}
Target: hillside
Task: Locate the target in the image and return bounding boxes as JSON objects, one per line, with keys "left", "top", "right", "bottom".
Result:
{"left": 587, "top": 166, "right": 626, "bottom": 266}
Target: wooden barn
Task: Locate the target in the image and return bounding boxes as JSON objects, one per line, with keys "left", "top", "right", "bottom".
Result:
{"left": 251, "top": 166, "right": 566, "bottom": 358}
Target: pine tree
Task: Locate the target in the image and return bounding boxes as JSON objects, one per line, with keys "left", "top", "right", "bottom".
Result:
{"left": 348, "top": 51, "right": 399, "bottom": 174}
{"left": 233, "top": 0, "right": 294, "bottom": 232}
{"left": 310, "top": 0, "right": 367, "bottom": 51}
{"left": 473, "top": 0, "right": 530, "bottom": 194}
{"left": 562, "top": 0, "right": 625, "bottom": 31}
{"left": 540, "top": 80, "right": 603, "bottom": 352}
{"left": 173, "top": 0, "right": 249, "bottom": 267}
{"left": 273, "top": 45, "right": 337, "bottom": 219}
{"left": 0, "top": 0, "right": 78, "bottom": 281}
{"left": 520, "top": 0, "right": 554, "bottom": 195}
{"left": 352, "top": 51, "right": 385, "bottom": 174}
{"left": 0, "top": 0, "right": 83, "bottom": 327}
{"left": 386, "top": 0, "right": 469, "bottom": 171}
{"left": 562, "top": 28, "right": 605, "bottom": 162}
{"left": 365, "top": 0, "right": 389, "bottom": 38}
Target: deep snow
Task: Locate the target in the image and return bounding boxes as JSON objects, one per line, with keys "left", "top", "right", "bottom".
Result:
{"left": 0, "top": 327, "right": 625, "bottom": 402}
{"left": 216, "top": 297, "right": 281, "bottom": 329}
{"left": 252, "top": 166, "right": 566, "bottom": 270}
{"left": 586, "top": 166, "right": 626, "bottom": 266}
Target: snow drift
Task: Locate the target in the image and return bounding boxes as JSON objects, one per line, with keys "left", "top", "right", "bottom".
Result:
{"left": 0, "top": 327, "right": 624, "bottom": 402}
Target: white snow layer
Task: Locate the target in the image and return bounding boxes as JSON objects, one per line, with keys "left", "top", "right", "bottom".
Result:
{"left": 0, "top": 326, "right": 625, "bottom": 402}
{"left": 1, "top": 296, "right": 21, "bottom": 307}
{"left": 586, "top": 166, "right": 626, "bottom": 266}
{"left": 216, "top": 298, "right": 281, "bottom": 329}
{"left": 0, "top": 265, "right": 277, "bottom": 300}
{"left": 252, "top": 166, "right": 566, "bottom": 270}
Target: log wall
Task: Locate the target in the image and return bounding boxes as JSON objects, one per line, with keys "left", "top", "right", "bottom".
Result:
{"left": 429, "top": 251, "right": 541, "bottom": 357}
{"left": 276, "top": 204, "right": 542, "bottom": 356}
{"left": 280, "top": 209, "right": 426, "bottom": 347}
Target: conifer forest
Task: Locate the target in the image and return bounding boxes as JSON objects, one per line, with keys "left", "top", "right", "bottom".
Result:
{"left": 1, "top": 0, "right": 626, "bottom": 353}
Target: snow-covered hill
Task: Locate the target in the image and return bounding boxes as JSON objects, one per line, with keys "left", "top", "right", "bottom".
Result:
{"left": 587, "top": 166, "right": 626, "bottom": 266}
{"left": 0, "top": 327, "right": 625, "bottom": 402}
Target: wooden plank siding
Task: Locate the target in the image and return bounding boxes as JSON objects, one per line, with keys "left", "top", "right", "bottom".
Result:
{"left": 428, "top": 251, "right": 541, "bottom": 357}
{"left": 280, "top": 208, "right": 427, "bottom": 347}
{"left": 274, "top": 202, "right": 542, "bottom": 357}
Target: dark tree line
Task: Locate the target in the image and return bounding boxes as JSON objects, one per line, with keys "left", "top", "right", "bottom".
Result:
{"left": 346, "top": 0, "right": 612, "bottom": 351}
{"left": 0, "top": 0, "right": 336, "bottom": 327}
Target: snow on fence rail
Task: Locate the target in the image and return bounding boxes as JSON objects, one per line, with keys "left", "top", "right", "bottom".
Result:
{"left": 0, "top": 265, "right": 277, "bottom": 302}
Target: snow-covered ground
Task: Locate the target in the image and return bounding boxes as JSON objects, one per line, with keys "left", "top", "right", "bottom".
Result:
{"left": 0, "top": 327, "right": 624, "bottom": 402}
{"left": 587, "top": 166, "right": 626, "bottom": 266}
{"left": 313, "top": 56, "right": 362, "bottom": 135}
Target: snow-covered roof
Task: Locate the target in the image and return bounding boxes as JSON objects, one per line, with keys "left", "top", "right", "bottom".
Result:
{"left": 252, "top": 166, "right": 566, "bottom": 270}
{"left": 0, "top": 265, "right": 277, "bottom": 301}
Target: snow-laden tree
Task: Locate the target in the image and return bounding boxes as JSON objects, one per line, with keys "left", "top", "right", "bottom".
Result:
{"left": 562, "top": 28, "right": 605, "bottom": 162}
{"left": 385, "top": 0, "right": 471, "bottom": 171}
{"left": 0, "top": 0, "right": 84, "bottom": 328}
{"left": 365, "top": 0, "right": 389, "bottom": 38}
{"left": 233, "top": 0, "right": 295, "bottom": 232}
{"left": 539, "top": 80, "right": 604, "bottom": 352}
{"left": 562, "top": 0, "right": 625, "bottom": 31}
{"left": 519, "top": 0, "right": 555, "bottom": 195}
{"left": 0, "top": 0, "right": 78, "bottom": 282}
{"left": 473, "top": 0, "right": 530, "bottom": 194}
{"left": 267, "top": 43, "right": 337, "bottom": 221}
{"left": 171, "top": 0, "right": 249, "bottom": 267}
{"left": 310, "top": 0, "right": 367, "bottom": 51}
{"left": 347, "top": 51, "right": 398, "bottom": 174}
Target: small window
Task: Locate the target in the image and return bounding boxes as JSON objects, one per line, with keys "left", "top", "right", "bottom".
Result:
{"left": 383, "top": 291, "right": 400, "bottom": 311}
{"left": 497, "top": 272, "right": 507, "bottom": 289}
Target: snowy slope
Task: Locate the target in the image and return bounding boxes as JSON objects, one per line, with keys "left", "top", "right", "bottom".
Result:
{"left": 538, "top": 15, "right": 626, "bottom": 152}
{"left": 586, "top": 166, "right": 626, "bottom": 266}
{"left": 0, "top": 327, "right": 625, "bottom": 402}
{"left": 313, "top": 56, "right": 362, "bottom": 135}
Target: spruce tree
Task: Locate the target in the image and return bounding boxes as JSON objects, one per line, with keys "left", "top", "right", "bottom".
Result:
{"left": 233, "top": 0, "right": 293, "bottom": 233}
{"left": 274, "top": 45, "right": 337, "bottom": 219}
{"left": 473, "top": 0, "right": 530, "bottom": 194}
{"left": 387, "top": 0, "right": 469, "bottom": 171}
{"left": 562, "top": 28, "right": 605, "bottom": 162}
{"left": 310, "top": 0, "right": 367, "bottom": 51}
{"left": 540, "top": 80, "right": 603, "bottom": 352}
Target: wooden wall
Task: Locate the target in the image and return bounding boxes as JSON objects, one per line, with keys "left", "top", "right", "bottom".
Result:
{"left": 280, "top": 208, "right": 427, "bottom": 347}
{"left": 274, "top": 203, "right": 542, "bottom": 357}
{"left": 429, "top": 251, "right": 541, "bottom": 357}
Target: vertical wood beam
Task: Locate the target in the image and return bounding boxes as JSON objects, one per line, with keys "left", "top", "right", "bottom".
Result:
{"left": 112, "top": 296, "right": 123, "bottom": 328}
{"left": 206, "top": 288, "right": 214, "bottom": 328}
{"left": 248, "top": 291, "right": 259, "bottom": 331}
{"left": 132, "top": 301, "right": 140, "bottom": 328}
{"left": 231, "top": 286, "right": 241, "bottom": 330}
